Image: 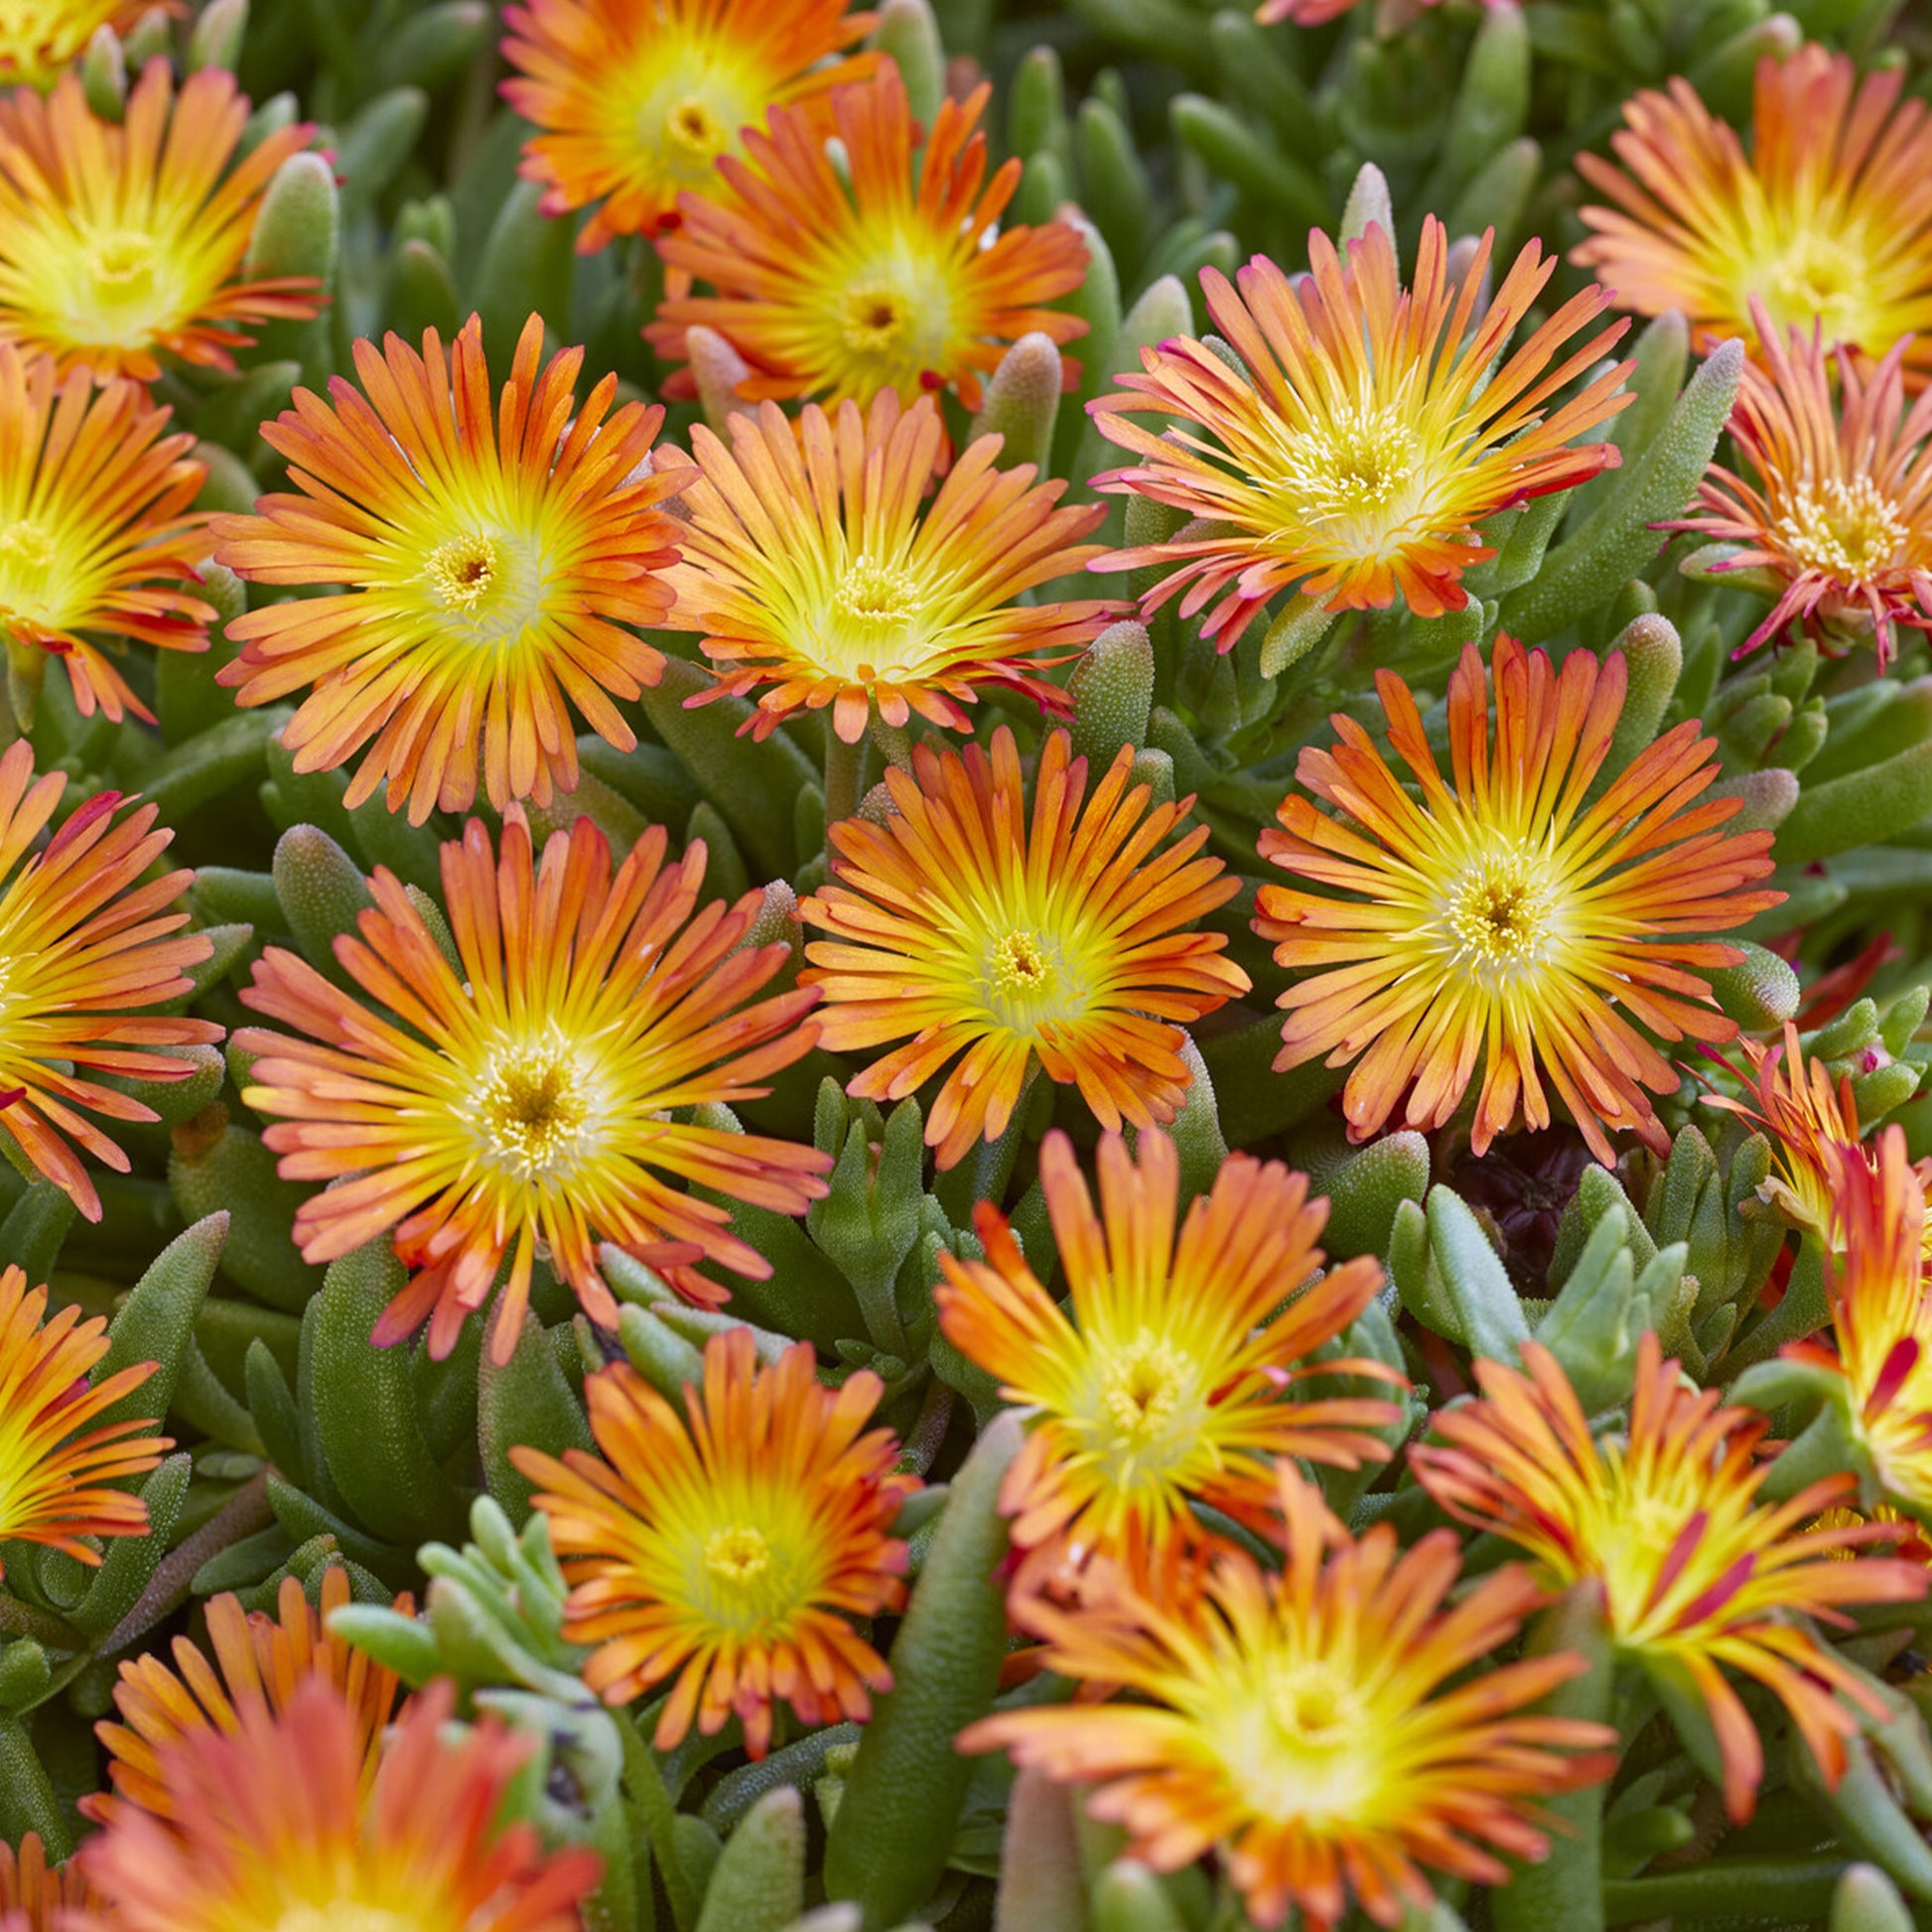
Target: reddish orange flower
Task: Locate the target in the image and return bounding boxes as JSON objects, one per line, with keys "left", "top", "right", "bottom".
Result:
{"left": 651, "top": 65, "right": 1088, "bottom": 411}
{"left": 0, "top": 1835, "right": 94, "bottom": 1932}
{"left": 0, "top": 3, "right": 156, "bottom": 88}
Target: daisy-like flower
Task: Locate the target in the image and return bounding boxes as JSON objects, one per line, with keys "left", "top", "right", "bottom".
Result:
{"left": 798, "top": 727, "right": 1250, "bottom": 1170}
{"left": 0, "top": 59, "right": 320, "bottom": 382}
{"left": 650, "top": 65, "right": 1089, "bottom": 412}
{"left": 213, "top": 313, "right": 682, "bottom": 826}
{"left": 500, "top": 0, "right": 878, "bottom": 251}
{"left": 1254, "top": 632, "right": 1782, "bottom": 1165}
{"left": 79, "top": 1679, "right": 601, "bottom": 1932}
{"left": 511, "top": 1327, "right": 915, "bottom": 1756}
{"left": 658, "top": 391, "right": 1118, "bottom": 744}
{"left": 0, "top": 1834, "right": 94, "bottom": 1932}
{"left": 0, "top": 343, "right": 210, "bottom": 723}
{"left": 0, "top": 740, "right": 220, "bottom": 1217}
{"left": 966, "top": 1461, "right": 1616, "bottom": 1932}
{"left": 1092, "top": 220, "right": 1629, "bottom": 651}
{"left": 0, "top": 1263, "right": 168, "bottom": 1577}
{"left": 937, "top": 1126, "right": 1400, "bottom": 1580}
{"left": 1669, "top": 306, "right": 1932, "bottom": 664}
{"left": 0, "top": 1, "right": 152, "bottom": 89}
{"left": 85, "top": 1569, "right": 409, "bottom": 1828}
{"left": 1575, "top": 46, "right": 1932, "bottom": 379}
{"left": 233, "top": 810, "right": 829, "bottom": 1363}
{"left": 1411, "top": 1332, "right": 1927, "bottom": 1821}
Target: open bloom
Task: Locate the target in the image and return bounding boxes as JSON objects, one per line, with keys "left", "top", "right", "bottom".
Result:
{"left": 234, "top": 811, "right": 829, "bottom": 1362}
{"left": 659, "top": 391, "right": 1117, "bottom": 743}
{"left": 0, "top": 1835, "right": 94, "bottom": 1932}
{"left": 1670, "top": 306, "right": 1932, "bottom": 664}
{"left": 0, "top": 1263, "right": 167, "bottom": 1577}
{"left": 1254, "top": 633, "right": 1782, "bottom": 1164}
{"left": 79, "top": 1679, "right": 601, "bottom": 1932}
{"left": 214, "top": 313, "right": 681, "bottom": 825}
{"left": 512, "top": 1328, "right": 914, "bottom": 1756}
{"left": 1093, "top": 220, "right": 1629, "bottom": 651}
{"left": 0, "top": 343, "right": 210, "bottom": 722}
{"left": 1576, "top": 46, "right": 1932, "bottom": 380}
{"left": 500, "top": 0, "right": 877, "bottom": 251}
{"left": 651, "top": 65, "right": 1088, "bottom": 411}
{"left": 86, "top": 1569, "right": 409, "bottom": 1828}
{"left": 937, "top": 1127, "right": 1399, "bottom": 1579}
{"left": 967, "top": 1461, "right": 1615, "bottom": 1932}
{"left": 0, "top": 740, "right": 220, "bottom": 1216}
{"left": 0, "top": 59, "right": 319, "bottom": 381}
{"left": 800, "top": 727, "right": 1249, "bottom": 1169}
{"left": 1411, "top": 1332, "right": 1926, "bottom": 1821}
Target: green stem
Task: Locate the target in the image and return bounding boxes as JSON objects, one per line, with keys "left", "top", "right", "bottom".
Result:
{"left": 1725, "top": 1237, "right": 1830, "bottom": 1373}
{"left": 0, "top": 1712, "right": 72, "bottom": 1861}
{"left": 1600, "top": 1857, "right": 1847, "bottom": 1924}
{"left": 822, "top": 723, "right": 866, "bottom": 840}
{"left": 619, "top": 1705, "right": 700, "bottom": 1932}
{"left": 869, "top": 715, "right": 914, "bottom": 773}
{"left": 0, "top": 1593, "right": 80, "bottom": 1651}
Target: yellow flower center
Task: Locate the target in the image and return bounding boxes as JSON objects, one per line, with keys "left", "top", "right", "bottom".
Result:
{"left": 0, "top": 1, "right": 119, "bottom": 79}
{"left": 1437, "top": 838, "right": 1563, "bottom": 987}
{"left": 691, "top": 1516, "right": 805, "bottom": 1631}
{"left": 273, "top": 1908, "right": 417, "bottom": 1932}
{"left": 1757, "top": 231, "right": 1872, "bottom": 348}
{"left": 1097, "top": 1329, "right": 1196, "bottom": 1446}
{"left": 1274, "top": 397, "right": 1425, "bottom": 538}
{"left": 705, "top": 1524, "right": 773, "bottom": 1587}
{"left": 0, "top": 518, "right": 61, "bottom": 625}
{"left": 472, "top": 1035, "right": 602, "bottom": 1181}
{"left": 835, "top": 555, "right": 924, "bottom": 631}
{"left": 1775, "top": 472, "right": 1907, "bottom": 584}
{"left": 841, "top": 283, "right": 917, "bottom": 356}
{"left": 37, "top": 219, "right": 186, "bottom": 351}
{"left": 626, "top": 46, "right": 759, "bottom": 193}
{"left": 981, "top": 925, "right": 1088, "bottom": 1035}
{"left": 419, "top": 530, "right": 548, "bottom": 648}
{"left": 663, "top": 92, "right": 730, "bottom": 165}
{"left": 815, "top": 258, "right": 955, "bottom": 397}
{"left": 1218, "top": 1655, "right": 1377, "bottom": 1823}
{"left": 425, "top": 533, "right": 504, "bottom": 609}
{"left": 813, "top": 554, "right": 935, "bottom": 678}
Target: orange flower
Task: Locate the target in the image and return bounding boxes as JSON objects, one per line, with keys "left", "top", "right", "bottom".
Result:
{"left": 0, "top": 60, "right": 319, "bottom": 381}
{"left": 657, "top": 390, "right": 1117, "bottom": 743}
{"left": 799, "top": 727, "right": 1249, "bottom": 1170}
{"left": 1576, "top": 46, "right": 1932, "bottom": 380}
{"left": 1093, "top": 220, "right": 1628, "bottom": 651}
{"left": 213, "top": 314, "right": 681, "bottom": 825}
{"left": 78, "top": 1679, "right": 601, "bottom": 1932}
{"left": 500, "top": 0, "right": 877, "bottom": 251}
{"left": 966, "top": 1461, "right": 1616, "bottom": 1932}
{"left": 1411, "top": 1332, "right": 1926, "bottom": 1821}
{"left": 651, "top": 65, "right": 1088, "bottom": 411}
{"left": 0, "top": 1, "right": 154, "bottom": 88}
{"left": 0, "top": 342, "right": 210, "bottom": 723}
{"left": 1254, "top": 633, "right": 1782, "bottom": 1165}
{"left": 0, "top": 740, "right": 220, "bottom": 1217}
{"left": 937, "top": 1127, "right": 1400, "bottom": 1579}
{"left": 512, "top": 1327, "right": 914, "bottom": 1756}
{"left": 85, "top": 1569, "right": 410, "bottom": 1829}
{"left": 0, "top": 1263, "right": 168, "bottom": 1577}
{"left": 0, "top": 1835, "right": 94, "bottom": 1932}
{"left": 234, "top": 811, "right": 829, "bottom": 1362}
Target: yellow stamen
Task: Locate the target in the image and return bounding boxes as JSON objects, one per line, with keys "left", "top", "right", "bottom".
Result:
{"left": 1775, "top": 472, "right": 1907, "bottom": 582}
{"left": 473, "top": 1036, "right": 599, "bottom": 1180}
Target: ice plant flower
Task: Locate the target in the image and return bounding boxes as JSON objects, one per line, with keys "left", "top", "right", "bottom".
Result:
{"left": 0, "top": 60, "right": 319, "bottom": 382}
{"left": 85, "top": 1569, "right": 409, "bottom": 1828}
{"left": 234, "top": 811, "right": 829, "bottom": 1362}
{"left": 0, "top": 1263, "right": 168, "bottom": 1577}
{"left": 1670, "top": 306, "right": 1932, "bottom": 664}
{"left": 657, "top": 390, "right": 1118, "bottom": 743}
{"left": 1254, "top": 633, "right": 1782, "bottom": 1165}
{"left": 213, "top": 313, "right": 682, "bottom": 825}
{"left": 0, "top": 740, "right": 220, "bottom": 1216}
{"left": 936, "top": 1126, "right": 1401, "bottom": 1579}
{"left": 511, "top": 1327, "right": 915, "bottom": 1756}
{"left": 1575, "top": 47, "right": 1932, "bottom": 380}
{"left": 650, "top": 65, "right": 1089, "bottom": 411}
{"left": 0, "top": 1835, "right": 94, "bottom": 1932}
{"left": 78, "top": 1679, "right": 601, "bottom": 1932}
{"left": 0, "top": 343, "right": 210, "bottom": 722}
{"left": 966, "top": 1461, "right": 1616, "bottom": 1932}
{"left": 0, "top": 1, "right": 150, "bottom": 88}
{"left": 1092, "top": 220, "right": 1629, "bottom": 651}
{"left": 500, "top": 0, "right": 877, "bottom": 251}
{"left": 1410, "top": 1332, "right": 1926, "bottom": 1821}
{"left": 799, "top": 727, "right": 1250, "bottom": 1170}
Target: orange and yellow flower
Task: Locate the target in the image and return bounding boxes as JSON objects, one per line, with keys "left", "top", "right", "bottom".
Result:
{"left": 1670, "top": 304, "right": 1932, "bottom": 664}
{"left": 78, "top": 1679, "right": 601, "bottom": 1932}
{"left": 0, "top": 342, "right": 210, "bottom": 722}
{"left": 1576, "top": 46, "right": 1932, "bottom": 380}
{"left": 85, "top": 1569, "right": 410, "bottom": 1828}
{"left": 512, "top": 1326, "right": 914, "bottom": 1756}
{"left": 937, "top": 1126, "right": 1400, "bottom": 1580}
{"left": 0, "top": 740, "right": 220, "bottom": 1217}
{"left": 1411, "top": 1332, "right": 1926, "bottom": 1821}
{"left": 650, "top": 65, "right": 1089, "bottom": 412}
{"left": 0, "top": 1, "right": 153, "bottom": 90}
{"left": 658, "top": 390, "right": 1118, "bottom": 744}
{"left": 234, "top": 811, "right": 829, "bottom": 1363}
{"left": 967, "top": 1460, "right": 1616, "bottom": 1932}
{"left": 0, "top": 59, "right": 319, "bottom": 382}
{"left": 500, "top": 0, "right": 878, "bottom": 251}
{"left": 1254, "top": 633, "right": 1782, "bottom": 1165}
{"left": 0, "top": 1262, "right": 168, "bottom": 1577}
{"left": 799, "top": 727, "right": 1250, "bottom": 1170}
{"left": 1093, "top": 220, "right": 1629, "bottom": 651}
{"left": 213, "top": 313, "right": 682, "bottom": 825}
{"left": 0, "top": 1834, "right": 94, "bottom": 1932}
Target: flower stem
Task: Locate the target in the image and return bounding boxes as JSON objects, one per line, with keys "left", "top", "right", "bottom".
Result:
{"left": 823, "top": 722, "right": 866, "bottom": 841}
